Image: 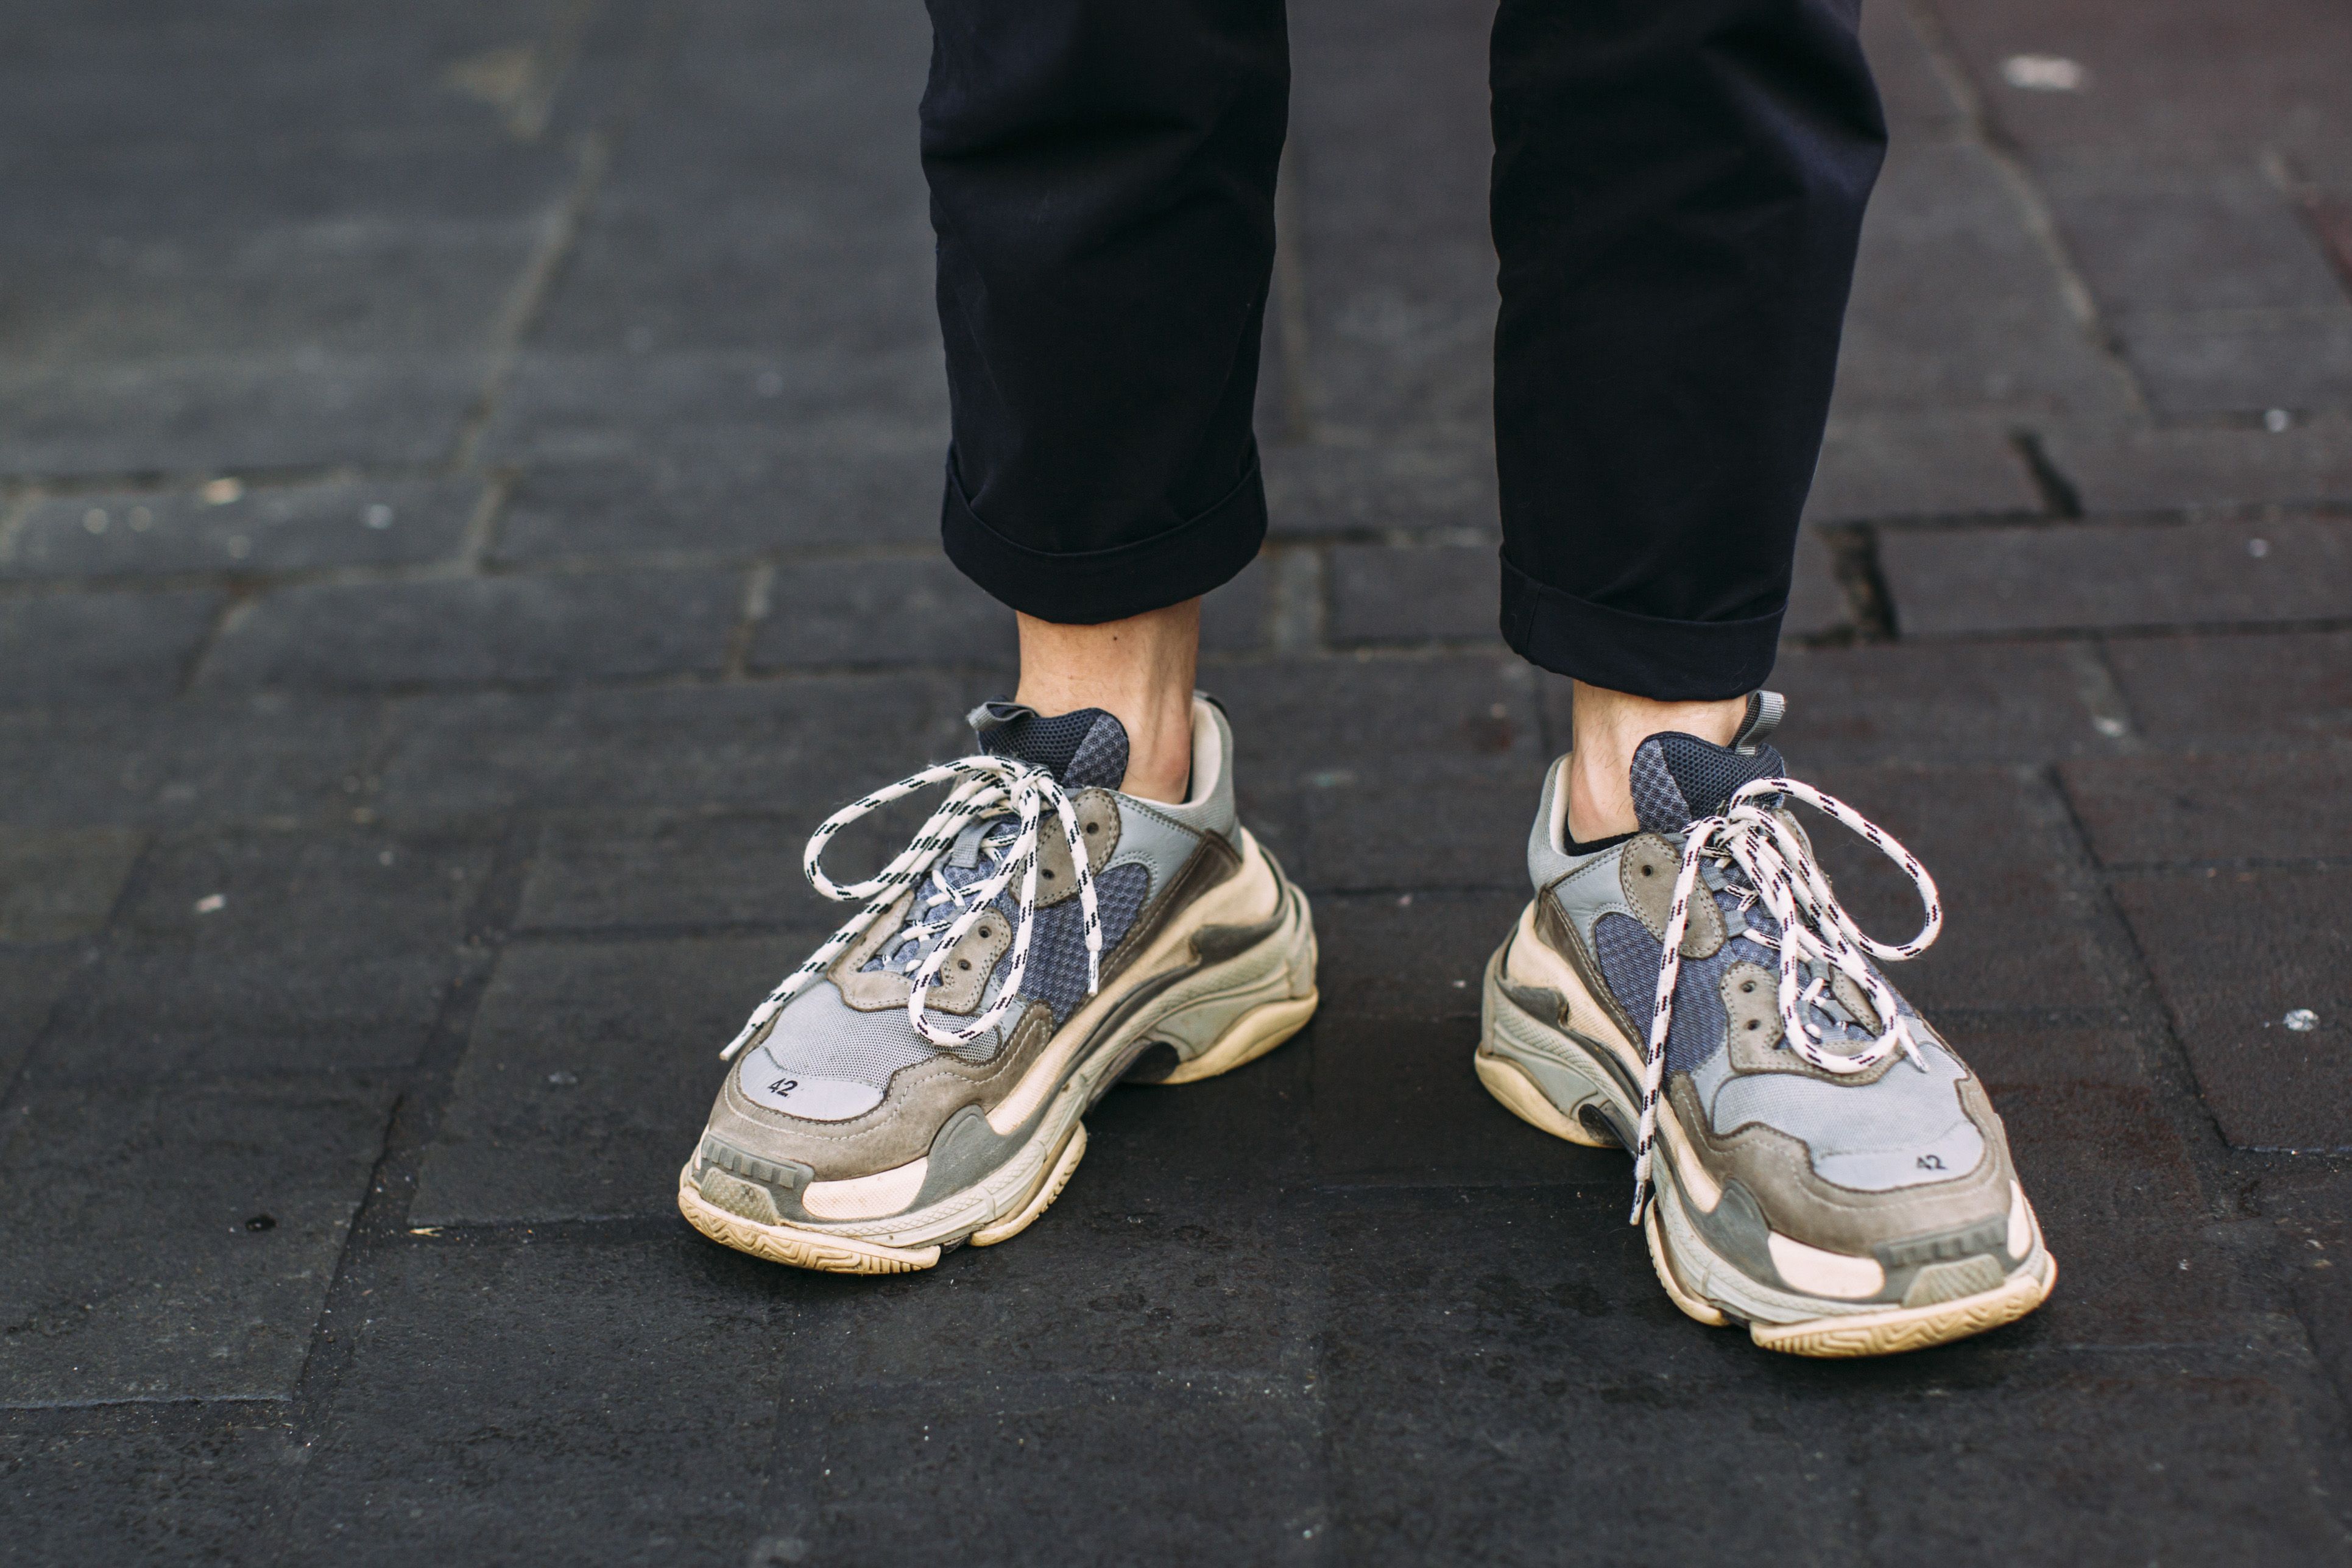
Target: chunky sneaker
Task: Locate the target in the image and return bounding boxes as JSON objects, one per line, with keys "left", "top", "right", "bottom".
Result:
{"left": 679, "top": 694, "right": 1318, "bottom": 1274}
{"left": 1477, "top": 692, "right": 2055, "bottom": 1357}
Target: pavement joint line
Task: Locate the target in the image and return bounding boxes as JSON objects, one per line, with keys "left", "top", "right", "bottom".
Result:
{"left": 1894, "top": 0, "right": 2152, "bottom": 422}
{"left": 281, "top": 819, "right": 537, "bottom": 1453}
{"left": 0, "top": 489, "right": 32, "bottom": 565}
{"left": 2045, "top": 760, "right": 2255, "bottom": 1187}
{"left": 2064, "top": 640, "right": 2143, "bottom": 752}
{"left": 722, "top": 559, "right": 777, "bottom": 681}
{"left": 177, "top": 588, "right": 258, "bottom": 696}
{"left": 2010, "top": 428, "right": 2086, "bottom": 519}
{"left": 2100, "top": 855, "right": 2352, "bottom": 877}
{"left": 447, "top": 129, "right": 616, "bottom": 475}
{"left": 454, "top": 471, "right": 512, "bottom": 574}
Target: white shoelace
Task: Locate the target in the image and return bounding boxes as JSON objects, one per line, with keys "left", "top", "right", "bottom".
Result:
{"left": 1629, "top": 775, "right": 1941, "bottom": 1224}
{"left": 719, "top": 754, "right": 1101, "bottom": 1060}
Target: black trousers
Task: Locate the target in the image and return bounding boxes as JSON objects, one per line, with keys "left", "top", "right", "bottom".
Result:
{"left": 922, "top": 0, "right": 1884, "bottom": 701}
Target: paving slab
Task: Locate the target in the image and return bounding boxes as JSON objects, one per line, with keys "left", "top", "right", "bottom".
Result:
{"left": 1556, "top": 643, "right": 2111, "bottom": 766}
{"left": 750, "top": 555, "right": 1017, "bottom": 671}
{"left": 2113, "top": 867, "right": 2352, "bottom": 1150}
{"left": 492, "top": 448, "right": 942, "bottom": 561}
{"left": 2121, "top": 313, "right": 2352, "bottom": 418}
{"left": 0, "top": 950, "right": 83, "bottom": 1092}
{"left": 0, "top": 694, "right": 380, "bottom": 832}
{"left": 1859, "top": 0, "right": 1965, "bottom": 142}
{"left": 1805, "top": 417, "right": 2045, "bottom": 523}
{"left": 1310, "top": 889, "right": 1528, "bottom": 1017}
{"left": 2038, "top": 422, "right": 2352, "bottom": 513}
{"left": 1288, "top": 0, "right": 1494, "bottom": 449}
{"left": 1321, "top": 1187, "right": 2336, "bottom": 1563}
{"left": 281, "top": 1233, "right": 786, "bottom": 1564}
{"left": 479, "top": 347, "right": 948, "bottom": 471}
{"left": 1881, "top": 514, "right": 2352, "bottom": 635}
{"left": 2034, "top": 152, "right": 2351, "bottom": 320}
{"left": 517, "top": 815, "right": 818, "bottom": 933}
{"left": 0, "top": 588, "right": 221, "bottom": 707}
{"left": 2060, "top": 746, "right": 2352, "bottom": 865}
{"left": 410, "top": 933, "right": 810, "bottom": 1224}
{"left": 0, "top": 355, "right": 497, "bottom": 481}
{"left": 37, "top": 831, "right": 492, "bottom": 1079}
{"left": 373, "top": 674, "right": 975, "bottom": 825}
{"left": 0, "top": 827, "right": 146, "bottom": 944}
{"left": 1261, "top": 442, "right": 1498, "bottom": 538}
{"left": 1326, "top": 543, "right": 1496, "bottom": 647}
{"left": 200, "top": 570, "right": 741, "bottom": 692}
{"left": 1800, "top": 764, "right": 2119, "bottom": 1018}
{"left": 2104, "top": 630, "right": 2352, "bottom": 746}
{"left": 1218, "top": 657, "right": 1547, "bottom": 892}
{"left": 0, "top": 1408, "right": 293, "bottom": 1565}
{"left": 0, "top": 1076, "right": 395, "bottom": 1405}
{"left": 1917, "top": 0, "right": 2352, "bottom": 154}
{"left": 2, "top": 479, "right": 481, "bottom": 581}
{"left": 1784, "top": 528, "right": 1852, "bottom": 640}
{"left": 1832, "top": 140, "right": 2132, "bottom": 420}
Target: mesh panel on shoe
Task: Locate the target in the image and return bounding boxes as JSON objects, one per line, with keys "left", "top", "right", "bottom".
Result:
{"left": 1590, "top": 909, "right": 1742, "bottom": 1077}
{"left": 977, "top": 704, "right": 1130, "bottom": 788}
{"left": 1630, "top": 733, "right": 1787, "bottom": 833}
{"left": 1007, "top": 861, "right": 1151, "bottom": 1022}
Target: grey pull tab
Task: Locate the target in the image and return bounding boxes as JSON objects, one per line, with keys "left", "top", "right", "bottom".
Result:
{"left": 1732, "top": 690, "right": 1785, "bottom": 754}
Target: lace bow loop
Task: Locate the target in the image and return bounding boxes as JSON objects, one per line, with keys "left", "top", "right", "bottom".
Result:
{"left": 719, "top": 755, "right": 1103, "bottom": 1061}
{"left": 1626, "top": 775, "right": 1942, "bottom": 1224}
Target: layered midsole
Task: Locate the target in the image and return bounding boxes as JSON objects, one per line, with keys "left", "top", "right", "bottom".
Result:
{"left": 704, "top": 839, "right": 1315, "bottom": 1249}
{"left": 1480, "top": 924, "right": 2049, "bottom": 1324}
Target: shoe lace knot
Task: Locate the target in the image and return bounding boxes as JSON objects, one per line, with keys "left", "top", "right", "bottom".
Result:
{"left": 1629, "top": 775, "right": 1941, "bottom": 1223}
{"left": 719, "top": 754, "right": 1103, "bottom": 1059}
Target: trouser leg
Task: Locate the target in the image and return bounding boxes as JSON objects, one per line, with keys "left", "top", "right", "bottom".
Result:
{"left": 1490, "top": 0, "right": 1885, "bottom": 700}
{"left": 922, "top": 0, "right": 1290, "bottom": 624}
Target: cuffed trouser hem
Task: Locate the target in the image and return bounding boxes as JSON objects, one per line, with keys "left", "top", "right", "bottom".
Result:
{"left": 941, "top": 454, "right": 1268, "bottom": 625}
{"left": 1499, "top": 551, "right": 1782, "bottom": 702}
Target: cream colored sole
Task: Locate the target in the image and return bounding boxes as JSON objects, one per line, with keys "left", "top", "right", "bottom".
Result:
{"left": 1478, "top": 928, "right": 2056, "bottom": 1358}
{"left": 971, "top": 1123, "right": 1087, "bottom": 1246}
{"left": 1745, "top": 1262, "right": 2055, "bottom": 1358}
{"left": 1474, "top": 1050, "right": 1614, "bottom": 1148}
{"left": 1153, "top": 991, "right": 1319, "bottom": 1086}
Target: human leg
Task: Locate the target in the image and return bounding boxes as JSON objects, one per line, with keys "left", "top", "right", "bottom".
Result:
{"left": 678, "top": 0, "right": 1314, "bottom": 1273}
{"left": 1477, "top": 1, "right": 2052, "bottom": 1355}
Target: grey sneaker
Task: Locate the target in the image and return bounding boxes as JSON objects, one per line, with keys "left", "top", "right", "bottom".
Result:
{"left": 680, "top": 695, "right": 1318, "bottom": 1274}
{"left": 1477, "top": 693, "right": 2055, "bottom": 1357}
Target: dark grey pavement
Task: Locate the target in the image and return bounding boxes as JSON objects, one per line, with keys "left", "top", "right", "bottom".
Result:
{"left": 4, "top": 0, "right": 2351, "bottom": 1562}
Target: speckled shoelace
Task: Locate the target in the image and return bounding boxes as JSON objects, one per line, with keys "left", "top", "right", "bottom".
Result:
{"left": 719, "top": 754, "right": 1101, "bottom": 1059}
{"left": 1631, "top": 775, "right": 1942, "bottom": 1224}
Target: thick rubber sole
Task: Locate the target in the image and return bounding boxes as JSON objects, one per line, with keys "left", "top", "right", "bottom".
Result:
{"left": 680, "top": 849, "right": 1316, "bottom": 1276}
{"left": 1477, "top": 934, "right": 2055, "bottom": 1358}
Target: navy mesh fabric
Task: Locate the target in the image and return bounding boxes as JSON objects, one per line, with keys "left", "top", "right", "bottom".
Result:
{"left": 1007, "top": 862, "right": 1151, "bottom": 1021}
{"left": 1630, "top": 733, "right": 1786, "bottom": 833}
{"left": 976, "top": 703, "right": 1130, "bottom": 788}
{"left": 1591, "top": 909, "right": 1740, "bottom": 1076}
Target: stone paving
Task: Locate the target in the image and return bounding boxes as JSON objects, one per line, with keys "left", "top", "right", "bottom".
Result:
{"left": 3, "top": 0, "right": 2351, "bottom": 1561}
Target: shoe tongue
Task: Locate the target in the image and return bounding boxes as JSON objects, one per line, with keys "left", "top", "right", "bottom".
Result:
{"left": 969, "top": 700, "right": 1130, "bottom": 789}
{"left": 1628, "top": 732, "right": 1787, "bottom": 833}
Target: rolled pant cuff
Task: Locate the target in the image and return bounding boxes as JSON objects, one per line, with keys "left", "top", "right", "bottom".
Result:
{"left": 941, "top": 455, "right": 1268, "bottom": 624}
{"left": 1499, "top": 551, "right": 1783, "bottom": 701}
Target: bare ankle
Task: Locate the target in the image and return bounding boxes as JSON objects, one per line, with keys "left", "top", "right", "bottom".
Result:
{"left": 1013, "top": 601, "right": 1201, "bottom": 803}
{"left": 1564, "top": 679, "right": 1746, "bottom": 842}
